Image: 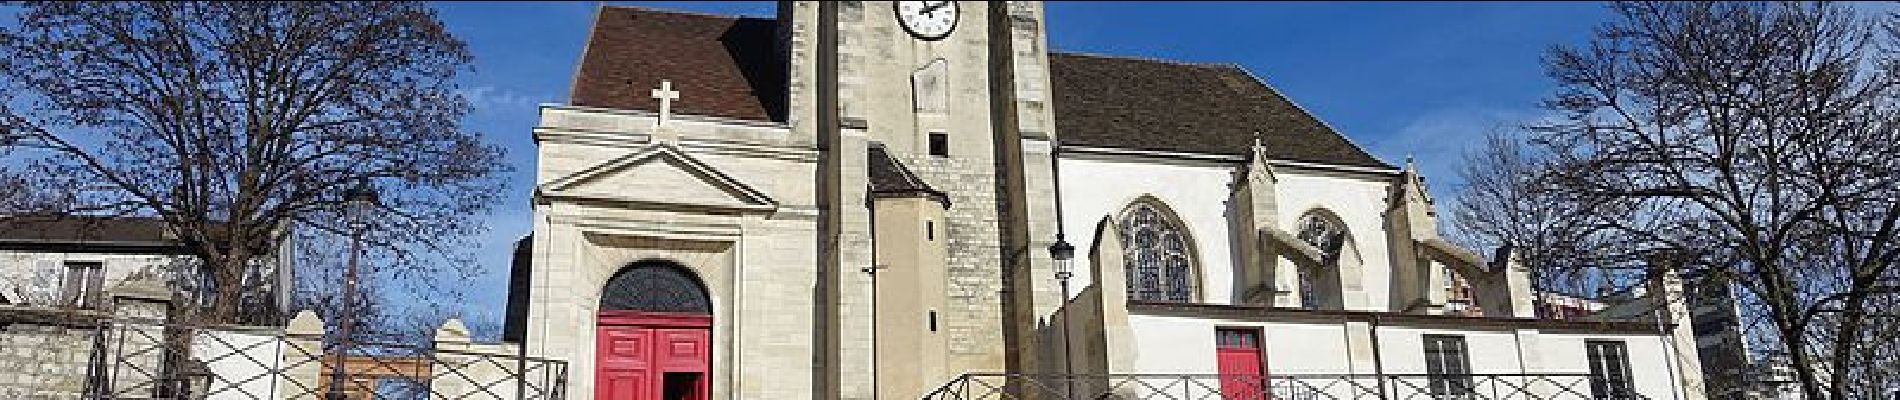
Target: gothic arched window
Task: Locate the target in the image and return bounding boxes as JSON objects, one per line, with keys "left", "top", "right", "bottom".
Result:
{"left": 600, "top": 260, "right": 712, "bottom": 314}
{"left": 1295, "top": 211, "right": 1348, "bottom": 309}
{"left": 1119, "top": 198, "right": 1198, "bottom": 302}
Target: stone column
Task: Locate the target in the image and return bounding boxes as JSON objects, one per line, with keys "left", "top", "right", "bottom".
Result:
{"left": 1646, "top": 254, "right": 1708, "bottom": 400}
{"left": 105, "top": 280, "right": 172, "bottom": 397}
{"left": 1385, "top": 160, "right": 1444, "bottom": 314}
{"left": 432, "top": 318, "right": 519, "bottom": 400}
{"left": 280, "top": 311, "right": 326, "bottom": 400}
{"left": 1235, "top": 138, "right": 1285, "bottom": 306}
{"left": 815, "top": 106, "right": 878, "bottom": 399}
{"left": 1033, "top": 215, "right": 1142, "bottom": 399}
{"left": 1085, "top": 215, "right": 1136, "bottom": 375}
{"left": 1512, "top": 329, "right": 1555, "bottom": 399}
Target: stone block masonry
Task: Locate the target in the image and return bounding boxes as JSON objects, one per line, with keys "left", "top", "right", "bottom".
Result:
{"left": 901, "top": 153, "right": 1005, "bottom": 359}
{"left": 0, "top": 321, "right": 94, "bottom": 400}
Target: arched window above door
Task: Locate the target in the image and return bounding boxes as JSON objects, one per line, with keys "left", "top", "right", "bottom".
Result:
{"left": 1118, "top": 197, "right": 1199, "bottom": 302}
{"left": 600, "top": 260, "right": 712, "bottom": 314}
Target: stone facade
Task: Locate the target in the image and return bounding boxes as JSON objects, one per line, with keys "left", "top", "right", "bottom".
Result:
{"left": 0, "top": 281, "right": 172, "bottom": 400}
{"left": 523, "top": 2, "right": 1710, "bottom": 400}
{"left": 526, "top": 102, "right": 823, "bottom": 400}
{"left": 0, "top": 321, "right": 95, "bottom": 399}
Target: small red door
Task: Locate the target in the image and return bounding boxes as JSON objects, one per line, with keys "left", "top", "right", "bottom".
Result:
{"left": 597, "top": 311, "right": 711, "bottom": 400}
{"left": 1216, "top": 328, "right": 1266, "bottom": 400}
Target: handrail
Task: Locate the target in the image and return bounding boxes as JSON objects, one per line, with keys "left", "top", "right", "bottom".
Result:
{"left": 922, "top": 372, "right": 1627, "bottom": 400}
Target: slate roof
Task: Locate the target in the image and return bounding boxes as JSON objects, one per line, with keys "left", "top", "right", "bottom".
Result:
{"left": 570, "top": 6, "right": 787, "bottom": 122}
{"left": 0, "top": 216, "right": 185, "bottom": 253}
{"left": 1047, "top": 53, "right": 1388, "bottom": 168}
{"left": 0, "top": 216, "right": 173, "bottom": 244}
{"left": 867, "top": 145, "right": 950, "bottom": 207}
{"left": 570, "top": 6, "right": 1389, "bottom": 169}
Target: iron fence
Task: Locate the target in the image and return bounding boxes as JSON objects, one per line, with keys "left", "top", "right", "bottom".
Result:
{"left": 921, "top": 373, "right": 1632, "bottom": 400}
{"left": 6, "top": 314, "right": 567, "bottom": 400}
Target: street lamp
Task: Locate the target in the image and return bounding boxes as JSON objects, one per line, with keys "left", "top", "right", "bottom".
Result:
{"left": 1049, "top": 235, "right": 1076, "bottom": 298}
{"left": 328, "top": 183, "right": 377, "bottom": 400}
{"left": 1048, "top": 233, "right": 1077, "bottom": 397}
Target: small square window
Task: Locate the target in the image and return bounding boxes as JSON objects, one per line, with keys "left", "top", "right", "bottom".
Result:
{"left": 928, "top": 133, "right": 949, "bottom": 157}
{"left": 61, "top": 261, "right": 105, "bottom": 309}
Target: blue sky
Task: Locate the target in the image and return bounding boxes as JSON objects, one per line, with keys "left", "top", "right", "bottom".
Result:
{"left": 432, "top": 1, "right": 1614, "bottom": 338}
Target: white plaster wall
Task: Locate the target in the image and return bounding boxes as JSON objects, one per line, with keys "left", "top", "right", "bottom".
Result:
{"left": 1127, "top": 314, "right": 1357, "bottom": 375}
{"left": 1058, "top": 155, "right": 1399, "bottom": 309}
{"left": 1540, "top": 333, "right": 1686, "bottom": 399}
{"left": 1126, "top": 311, "right": 1688, "bottom": 399}
{"left": 1059, "top": 156, "right": 1239, "bottom": 303}
{"left": 1271, "top": 169, "right": 1396, "bottom": 311}
{"left": 1374, "top": 326, "right": 1528, "bottom": 375}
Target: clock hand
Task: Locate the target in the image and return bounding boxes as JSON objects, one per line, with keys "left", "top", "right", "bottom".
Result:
{"left": 920, "top": 1, "right": 949, "bottom": 14}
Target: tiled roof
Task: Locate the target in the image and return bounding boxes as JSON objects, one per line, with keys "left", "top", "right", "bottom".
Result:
{"left": 571, "top": 7, "right": 1390, "bottom": 169}
{"left": 868, "top": 144, "right": 949, "bottom": 207}
{"left": 1048, "top": 52, "right": 1389, "bottom": 168}
{"left": 570, "top": 6, "right": 787, "bottom": 122}
{"left": 0, "top": 216, "right": 173, "bottom": 244}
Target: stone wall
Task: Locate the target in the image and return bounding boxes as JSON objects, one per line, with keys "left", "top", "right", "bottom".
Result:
{"left": 0, "top": 314, "right": 97, "bottom": 400}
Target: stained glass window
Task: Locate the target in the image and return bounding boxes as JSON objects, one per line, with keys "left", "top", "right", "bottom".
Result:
{"left": 600, "top": 261, "right": 712, "bottom": 314}
{"left": 1295, "top": 211, "right": 1347, "bottom": 309}
{"left": 1119, "top": 200, "right": 1196, "bottom": 302}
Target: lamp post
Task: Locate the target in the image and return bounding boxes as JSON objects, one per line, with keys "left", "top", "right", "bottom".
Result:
{"left": 1049, "top": 234, "right": 1076, "bottom": 397}
{"left": 1049, "top": 236, "right": 1076, "bottom": 299}
{"left": 328, "top": 183, "right": 376, "bottom": 400}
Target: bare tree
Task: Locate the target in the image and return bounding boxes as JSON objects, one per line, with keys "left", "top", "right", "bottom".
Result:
{"left": 0, "top": 2, "right": 508, "bottom": 323}
{"left": 1456, "top": 2, "right": 1900, "bottom": 398}
{"left": 288, "top": 227, "right": 467, "bottom": 348}
{"left": 1449, "top": 132, "right": 1641, "bottom": 303}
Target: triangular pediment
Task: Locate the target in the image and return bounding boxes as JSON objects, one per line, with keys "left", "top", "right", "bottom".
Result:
{"left": 540, "top": 144, "right": 776, "bottom": 211}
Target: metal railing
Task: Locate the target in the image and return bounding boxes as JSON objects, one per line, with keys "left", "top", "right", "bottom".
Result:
{"left": 3, "top": 314, "right": 567, "bottom": 400}
{"left": 922, "top": 373, "right": 1633, "bottom": 400}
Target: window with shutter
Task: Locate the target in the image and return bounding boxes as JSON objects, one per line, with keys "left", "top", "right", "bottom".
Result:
{"left": 62, "top": 261, "right": 105, "bottom": 308}
{"left": 1586, "top": 340, "right": 1635, "bottom": 399}
{"left": 1423, "top": 335, "right": 1474, "bottom": 398}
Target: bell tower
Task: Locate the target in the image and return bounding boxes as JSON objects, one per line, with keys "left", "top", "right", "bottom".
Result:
{"left": 782, "top": 1, "right": 1065, "bottom": 398}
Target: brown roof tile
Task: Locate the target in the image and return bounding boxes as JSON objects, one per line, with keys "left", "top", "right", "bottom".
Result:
{"left": 570, "top": 6, "right": 786, "bottom": 122}
{"left": 868, "top": 144, "right": 950, "bottom": 207}
{"left": 1048, "top": 52, "right": 1390, "bottom": 168}
{"left": 0, "top": 216, "right": 174, "bottom": 244}
{"left": 569, "top": 7, "right": 1388, "bottom": 168}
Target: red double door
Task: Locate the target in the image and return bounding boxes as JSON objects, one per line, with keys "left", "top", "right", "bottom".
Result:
{"left": 595, "top": 311, "right": 712, "bottom": 400}
{"left": 1216, "top": 328, "right": 1267, "bottom": 400}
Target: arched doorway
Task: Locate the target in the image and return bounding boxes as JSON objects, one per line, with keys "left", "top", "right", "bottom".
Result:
{"left": 595, "top": 260, "right": 712, "bottom": 400}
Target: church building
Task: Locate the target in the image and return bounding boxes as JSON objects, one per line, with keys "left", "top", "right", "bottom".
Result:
{"left": 509, "top": 2, "right": 1708, "bottom": 399}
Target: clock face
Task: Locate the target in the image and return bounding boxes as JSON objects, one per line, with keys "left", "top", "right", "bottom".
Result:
{"left": 896, "top": 1, "right": 958, "bottom": 41}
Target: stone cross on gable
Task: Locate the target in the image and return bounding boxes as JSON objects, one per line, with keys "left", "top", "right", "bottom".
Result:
{"left": 650, "top": 80, "right": 680, "bottom": 129}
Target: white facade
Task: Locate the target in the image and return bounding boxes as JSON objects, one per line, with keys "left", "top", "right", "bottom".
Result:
{"left": 1050, "top": 145, "right": 1707, "bottom": 400}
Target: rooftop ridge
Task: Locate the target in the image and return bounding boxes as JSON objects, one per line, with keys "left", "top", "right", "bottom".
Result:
{"left": 598, "top": 4, "right": 774, "bottom": 22}
{"left": 1050, "top": 50, "right": 1232, "bottom": 70}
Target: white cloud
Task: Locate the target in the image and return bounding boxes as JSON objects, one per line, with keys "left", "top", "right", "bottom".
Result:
{"left": 1363, "top": 107, "right": 1538, "bottom": 202}
{"left": 458, "top": 85, "right": 553, "bottom": 113}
